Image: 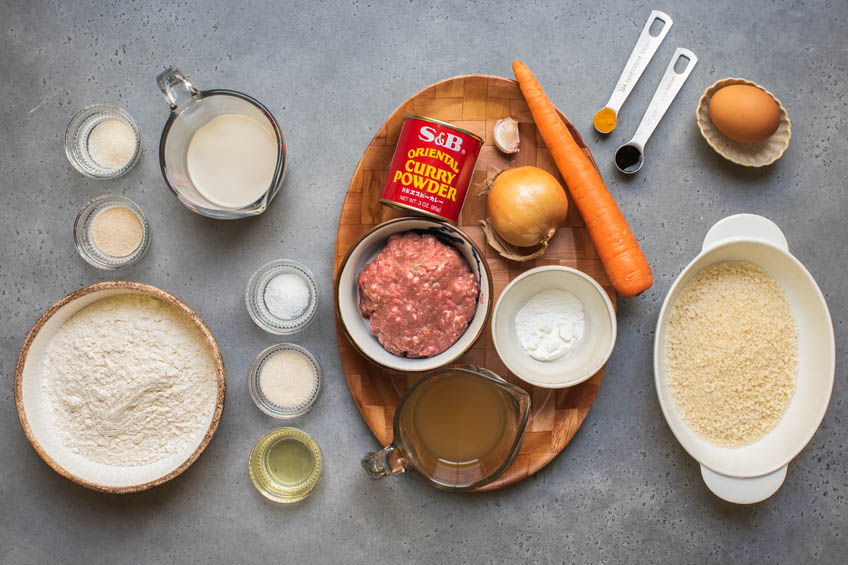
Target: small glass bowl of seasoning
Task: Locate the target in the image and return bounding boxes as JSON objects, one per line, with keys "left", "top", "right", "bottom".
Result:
{"left": 65, "top": 104, "right": 141, "bottom": 179}
{"left": 249, "top": 427, "right": 324, "bottom": 504}
{"left": 73, "top": 195, "right": 150, "bottom": 269}
{"left": 249, "top": 343, "right": 322, "bottom": 419}
{"left": 246, "top": 260, "right": 320, "bottom": 334}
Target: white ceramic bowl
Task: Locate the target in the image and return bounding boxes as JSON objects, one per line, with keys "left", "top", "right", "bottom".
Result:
{"left": 654, "top": 214, "right": 834, "bottom": 504}
{"left": 15, "top": 282, "right": 226, "bottom": 493}
{"left": 334, "top": 217, "right": 492, "bottom": 372}
{"left": 492, "top": 266, "right": 617, "bottom": 388}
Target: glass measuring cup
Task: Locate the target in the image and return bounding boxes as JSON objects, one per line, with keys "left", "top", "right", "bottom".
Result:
{"left": 362, "top": 366, "right": 531, "bottom": 491}
{"left": 156, "top": 68, "right": 287, "bottom": 219}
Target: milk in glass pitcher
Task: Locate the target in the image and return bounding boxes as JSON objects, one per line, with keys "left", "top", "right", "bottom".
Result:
{"left": 156, "top": 67, "right": 286, "bottom": 219}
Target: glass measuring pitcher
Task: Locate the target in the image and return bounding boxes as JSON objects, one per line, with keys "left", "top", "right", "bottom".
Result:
{"left": 362, "top": 366, "right": 531, "bottom": 491}
{"left": 156, "top": 67, "right": 287, "bottom": 219}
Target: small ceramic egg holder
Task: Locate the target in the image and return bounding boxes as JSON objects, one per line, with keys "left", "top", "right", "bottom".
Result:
{"left": 697, "top": 78, "right": 791, "bottom": 167}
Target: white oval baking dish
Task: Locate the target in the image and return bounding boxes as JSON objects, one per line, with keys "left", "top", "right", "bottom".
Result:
{"left": 654, "top": 214, "right": 834, "bottom": 503}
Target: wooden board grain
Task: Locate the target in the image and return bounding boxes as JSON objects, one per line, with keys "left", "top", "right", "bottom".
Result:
{"left": 333, "top": 75, "right": 616, "bottom": 491}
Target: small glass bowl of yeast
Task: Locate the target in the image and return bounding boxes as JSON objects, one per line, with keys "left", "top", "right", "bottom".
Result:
{"left": 73, "top": 195, "right": 150, "bottom": 270}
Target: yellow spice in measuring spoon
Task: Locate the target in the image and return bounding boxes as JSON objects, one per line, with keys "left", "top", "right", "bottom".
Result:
{"left": 593, "top": 107, "right": 618, "bottom": 134}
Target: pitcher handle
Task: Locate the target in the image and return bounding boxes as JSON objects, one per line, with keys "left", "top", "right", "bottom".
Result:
{"left": 361, "top": 445, "right": 406, "bottom": 480}
{"left": 156, "top": 67, "right": 199, "bottom": 113}
{"left": 461, "top": 365, "right": 504, "bottom": 383}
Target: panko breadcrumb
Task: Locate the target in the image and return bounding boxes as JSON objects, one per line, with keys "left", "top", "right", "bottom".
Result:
{"left": 664, "top": 261, "right": 797, "bottom": 447}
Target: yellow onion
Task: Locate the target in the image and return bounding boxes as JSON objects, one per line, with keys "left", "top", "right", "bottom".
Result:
{"left": 487, "top": 166, "right": 568, "bottom": 248}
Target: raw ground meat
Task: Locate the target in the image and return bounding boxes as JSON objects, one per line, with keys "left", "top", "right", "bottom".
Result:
{"left": 358, "top": 232, "right": 478, "bottom": 358}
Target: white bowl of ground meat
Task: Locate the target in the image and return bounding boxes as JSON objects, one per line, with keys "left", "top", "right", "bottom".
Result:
{"left": 335, "top": 217, "right": 492, "bottom": 372}
{"left": 654, "top": 214, "right": 834, "bottom": 504}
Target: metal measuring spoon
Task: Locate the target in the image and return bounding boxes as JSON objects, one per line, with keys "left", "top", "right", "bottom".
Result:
{"left": 614, "top": 48, "right": 698, "bottom": 174}
{"left": 593, "top": 10, "right": 672, "bottom": 134}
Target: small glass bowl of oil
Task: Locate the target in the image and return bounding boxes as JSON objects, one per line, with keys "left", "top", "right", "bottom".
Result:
{"left": 249, "top": 427, "right": 323, "bottom": 503}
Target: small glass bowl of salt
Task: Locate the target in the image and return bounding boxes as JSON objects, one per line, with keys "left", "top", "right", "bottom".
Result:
{"left": 246, "top": 260, "right": 319, "bottom": 334}
{"left": 249, "top": 343, "right": 322, "bottom": 419}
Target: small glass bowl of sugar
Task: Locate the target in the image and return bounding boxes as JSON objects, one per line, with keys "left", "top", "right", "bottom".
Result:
{"left": 246, "top": 260, "right": 320, "bottom": 334}
{"left": 249, "top": 343, "right": 322, "bottom": 419}
{"left": 65, "top": 104, "right": 141, "bottom": 179}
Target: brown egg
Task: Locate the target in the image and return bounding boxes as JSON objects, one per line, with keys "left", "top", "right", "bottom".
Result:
{"left": 708, "top": 85, "right": 781, "bottom": 143}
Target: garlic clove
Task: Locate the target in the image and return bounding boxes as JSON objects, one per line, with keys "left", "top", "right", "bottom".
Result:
{"left": 493, "top": 117, "right": 520, "bottom": 154}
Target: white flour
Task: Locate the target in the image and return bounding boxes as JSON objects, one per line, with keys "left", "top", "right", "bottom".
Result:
{"left": 42, "top": 294, "right": 217, "bottom": 466}
{"left": 514, "top": 289, "right": 584, "bottom": 361}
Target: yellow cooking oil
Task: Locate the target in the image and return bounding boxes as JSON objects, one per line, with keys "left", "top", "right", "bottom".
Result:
{"left": 249, "top": 427, "right": 323, "bottom": 503}
{"left": 267, "top": 438, "right": 314, "bottom": 484}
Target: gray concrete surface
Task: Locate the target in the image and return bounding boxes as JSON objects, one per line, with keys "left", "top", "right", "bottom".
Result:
{"left": 1, "top": 0, "right": 846, "bottom": 562}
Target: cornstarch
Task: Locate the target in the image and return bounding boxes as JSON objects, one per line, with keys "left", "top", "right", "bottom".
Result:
{"left": 515, "top": 289, "right": 585, "bottom": 361}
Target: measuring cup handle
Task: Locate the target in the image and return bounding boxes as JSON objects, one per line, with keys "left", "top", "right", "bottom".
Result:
{"left": 605, "top": 10, "right": 673, "bottom": 113}
{"left": 630, "top": 48, "right": 698, "bottom": 150}
{"left": 361, "top": 445, "right": 406, "bottom": 480}
{"left": 156, "top": 67, "right": 199, "bottom": 113}
{"left": 462, "top": 365, "right": 504, "bottom": 382}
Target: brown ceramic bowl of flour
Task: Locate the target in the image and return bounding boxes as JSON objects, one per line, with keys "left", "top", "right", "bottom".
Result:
{"left": 15, "top": 281, "right": 226, "bottom": 493}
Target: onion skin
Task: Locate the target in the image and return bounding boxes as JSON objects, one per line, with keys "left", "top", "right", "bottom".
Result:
{"left": 487, "top": 166, "right": 568, "bottom": 248}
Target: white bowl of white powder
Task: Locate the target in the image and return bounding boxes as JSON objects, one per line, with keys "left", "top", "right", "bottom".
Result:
{"left": 15, "top": 282, "right": 225, "bottom": 493}
{"left": 492, "top": 266, "right": 617, "bottom": 389}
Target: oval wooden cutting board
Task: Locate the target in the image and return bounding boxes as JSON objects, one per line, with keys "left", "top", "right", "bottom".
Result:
{"left": 333, "top": 75, "right": 616, "bottom": 491}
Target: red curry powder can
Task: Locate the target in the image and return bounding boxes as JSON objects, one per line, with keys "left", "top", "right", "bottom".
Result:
{"left": 380, "top": 115, "right": 483, "bottom": 224}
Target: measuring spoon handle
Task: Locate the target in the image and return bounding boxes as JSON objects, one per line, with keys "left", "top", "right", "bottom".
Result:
{"left": 630, "top": 48, "right": 698, "bottom": 150}
{"left": 605, "top": 10, "right": 673, "bottom": 113}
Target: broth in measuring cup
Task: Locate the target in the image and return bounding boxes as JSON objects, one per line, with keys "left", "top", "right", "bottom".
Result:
{"left": 362, "top": 366, "right": 530, "bottom": 490}
{"left": 407, "top": 371, "right": 511, "bottom": 457}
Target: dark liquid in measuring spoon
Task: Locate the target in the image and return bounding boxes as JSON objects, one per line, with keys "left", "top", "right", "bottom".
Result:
{"left": 615, "top": 144, "right": 643, "bottom": 173}
{"left": 398, "top": 371, "right": 520, "bottom": 487}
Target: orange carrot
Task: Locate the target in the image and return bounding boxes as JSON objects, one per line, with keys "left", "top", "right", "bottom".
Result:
{"left": 512, "top": 59, "right": 653, "bottom": 297}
